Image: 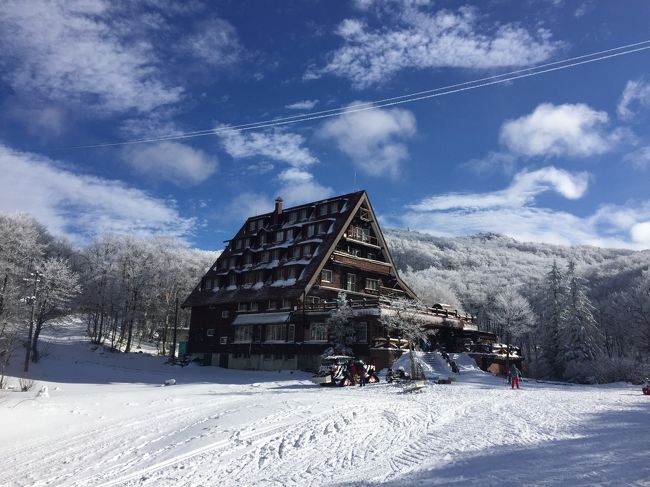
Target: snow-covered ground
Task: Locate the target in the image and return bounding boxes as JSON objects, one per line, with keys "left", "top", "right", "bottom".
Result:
{"left": 1, "top": 318, "right": 649, "bottom": 487}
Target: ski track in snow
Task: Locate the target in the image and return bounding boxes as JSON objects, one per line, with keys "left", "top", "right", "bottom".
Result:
{"left": 1, "top": 321, "right": 648, "bottom": 486}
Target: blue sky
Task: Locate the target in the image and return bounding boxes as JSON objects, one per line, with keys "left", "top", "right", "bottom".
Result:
{"left": 1, "top": 0, "right": 650, "bottom": 250}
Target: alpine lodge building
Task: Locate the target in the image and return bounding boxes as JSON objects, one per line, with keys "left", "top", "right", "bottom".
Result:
{"left": 183, "top": 191, "right": 496, "bottom": 371}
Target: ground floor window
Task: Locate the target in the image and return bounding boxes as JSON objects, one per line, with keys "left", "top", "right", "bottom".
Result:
{"left": 355, "top": 322, "right": 368, "bottom": 343}
{"left": 234, "top": 325, "right": 253, "bottom": 343}
{"left": 265, "top": 324, "right": 286, "bottom": 341}
{"left": 309, "top": 323, "right": 328, "bottom": 341}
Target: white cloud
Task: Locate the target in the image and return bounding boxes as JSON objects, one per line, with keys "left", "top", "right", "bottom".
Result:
{"left": 312, "top": 5, "right": 560, "bottom": 87}
{"left": 181, "top": 17, "right": 242, "bottom": 68}
{"left": 630, "top": 221, "right": 650, "bottom": 245}
{"left": 319, "top": 103, "right": 416, "bottom": 178}
{"left": 409, "top": 167, "right": 588, "bottom": 211}
{"left": 217, "top": 127, "right": 318, "bottom": 168}
{"left": 276, "top": 169, "right": 334, "bottom": 206}
{"left": 617, "top": 79, "right": 650, "bottom": 120}
{"left": 624, "top": 146, "right": 650, "bottom": 170}
{"left": 286, "top": 100, "right": 319, "bottom": 110}
{"left": 499, "top": 103, "right": 612, "bottom": 158}
{"left": 0, "top": 143, "right": 194, "bottom": 243}
{"left": 224, "top": 192, "right": 274, "bottom": 222}
{"left": 398, "top": 166, "right": 650, "bottom": 249}
{"left": 123, "top": 142, "right": 218, "bottom": 185}
{"left": 0, "top": 1, "right": 186, "bottom": 114}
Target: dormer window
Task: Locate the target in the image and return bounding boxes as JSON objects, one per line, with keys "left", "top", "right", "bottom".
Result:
{"left": 299, "top": 208, "right": 308, "bottom": 220}
{"left": 244, "top": 254, "right": 252, "bottom": 265}
{"left": 287, "top": 211, "right": 297, "bottom": 223}
{"left": 292, "top": 247, "right": 301, "bottom": 259}
{"left": 235, "top": 240, "right": 242, "bottom": 250}
{"left": 329, "top": 201, "right": 338, "bottom": 213}
{"left": 228, "top": 273, "right": 237, "bottom": 286}
{"left": 259, "top": 232, "right": 267, "bottom": 245}
{"left": 275, "top": 231, "right": 284, "bottom": 242}
{"left": 303, "top": 244, "right": 313, "bottom": 258}
{"left": 306, "top": 225, "right": 315, "bottom": 238}
{"left": 261, "top": 251, "right": 270, "bottom": 263}
{"left": 318, "top": 204, "right": 327, "bottom": 216}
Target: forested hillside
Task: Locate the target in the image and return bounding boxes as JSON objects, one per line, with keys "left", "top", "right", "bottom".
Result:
{"left": 386, "top": 229, "right": 650, "bottom": 382}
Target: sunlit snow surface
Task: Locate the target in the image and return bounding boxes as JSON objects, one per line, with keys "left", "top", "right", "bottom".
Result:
{"left": 1, "top": 317, "right": 648, "bottom": 486}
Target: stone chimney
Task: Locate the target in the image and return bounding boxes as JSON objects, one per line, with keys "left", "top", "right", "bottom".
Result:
{"left": 273, "top": 197, "right": 283, "bottom": 225}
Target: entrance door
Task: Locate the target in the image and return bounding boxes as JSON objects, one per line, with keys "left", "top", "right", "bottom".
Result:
{"left": 219, "top": 353, "right": 229, "bottom": 368}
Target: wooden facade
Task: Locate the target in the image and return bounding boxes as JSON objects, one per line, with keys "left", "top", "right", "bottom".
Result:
{"left": 183, "top": 191, "right": 492, "bottom": 371}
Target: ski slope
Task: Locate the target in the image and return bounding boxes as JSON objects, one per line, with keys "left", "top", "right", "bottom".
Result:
{"left": 1, "top": 318, "right": 648, "bottom": 486}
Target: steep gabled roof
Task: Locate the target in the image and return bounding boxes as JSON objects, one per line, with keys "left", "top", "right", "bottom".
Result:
{"left": 182, "top": 191, "right": 367, "bottom": 308}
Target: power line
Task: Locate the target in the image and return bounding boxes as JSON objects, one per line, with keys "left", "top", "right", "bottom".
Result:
{"left": 67, "top": 40, "right": 650, "bottom": 150}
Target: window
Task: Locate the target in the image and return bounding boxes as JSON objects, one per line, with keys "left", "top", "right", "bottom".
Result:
{"left": 274, "top": 231, "right": 284, "bottom": 242}
{"left": 288, "top": 324, "right": 295, "bottom": 342}
{"left": 268, "top": 300, "right": 277, "bottom": 310}
{"left": 309, "top": 323, "right": 328, "bottom": 341}
{"left": 346, "top": 273, "right": 357, "bottom": 292}
{"left": 292, "top": 246, "right": 301, "bottom": 259}
{"left": 306, "top": 225, "right": 315, "bottom": 238}
{"left": 237, "top": 302, "right": 249, "bottom": 312}
{"left": 206, "top": 329, "right": 215, "bottom": 337}
{"left": 329, "top": 201, "right": 338, "bottom": 213}
{"left": 260, "top": 251, "right": 270, "bottom": 263}
{"left": 287, "top": 211, "right": 297, "bottom": 223}
{"left": 234, "top": 326, "right": 253, "bottom": 343}
{"left": 303, "top": 244, "right": 313, "bottom": 258}
{"left": 287, "top": 267, "right": 297, "bottom": 279}
{"left": 250, "top": 302, "right": 259, "bottom": 312}
{"left": 355, "top": 322, "right": 368, "bottom": 343}
{"left": 299, "top": 208, "right": 308, "bottom": 220}
{"left": 265, "top": 324, "right": 286, "bottom": 341}
{"left": 219, "top": 259, "right": 227, "bottom": 269}
{"left": 321, "top": 269, "right": 333, "bottom": 283}
{"left": 244, "top": 254, "right": 252, "bottom": 265}
{"left": 259, "top": 233, "right": 267, "bottom": 245}
{"left": 248, "top": 220, "right": 255, "bottom": 232}
{"left": 220, "top": 336, "right": 228, "bottom": 345}
{"left": 228, "top": 273, "right": 237, "bottom": 287}
{"left": 318, "top": 204, "right": 327, "bottom": 216}
{"left": 244, "top": 238, "right": 251, "bottom": 248}
{"left": 365, "top": 278, "right": 380, "bottom": 292}
{"left": 221, "top": 310, "right": 230, "bottom": 318}
{"left": 235, "top": 240, "right": 242, "bottom": 250}
{"left": 244, "top": 273, "right": 255, "bottom": 285}
{"left": 281, "top": 298, "right": 292, "bottom": 310}
{"left": 318, "top": 222, "right": 329, "bottom": 234}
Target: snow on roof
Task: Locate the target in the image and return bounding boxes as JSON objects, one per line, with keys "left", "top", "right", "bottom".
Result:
{"left": 232, "top": 312, "right": 291, "bottom": 326}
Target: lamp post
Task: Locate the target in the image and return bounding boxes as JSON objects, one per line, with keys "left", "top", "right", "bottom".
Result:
{"left": 23, "top": 270, "right": 41, "bottom": 373}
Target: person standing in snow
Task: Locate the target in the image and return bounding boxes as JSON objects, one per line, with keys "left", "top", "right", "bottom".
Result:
{"left": 358, "top": 362, "right": 368, "bottom": 387}
{"left": 509, "top": 364, "right": 522, "bottom": 389}
{"left": 348, "top": 362, "right": 357, "bottom": 385}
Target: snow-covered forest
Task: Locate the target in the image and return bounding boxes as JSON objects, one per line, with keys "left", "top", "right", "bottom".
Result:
{"left": 1, "top": 212, "right": 649, "bottom": 385}
{"left": 0, "top": 213, "right": 217, "bottom": 385}
{"left": 386, "top": 230, "right": 650, "bottom": 383}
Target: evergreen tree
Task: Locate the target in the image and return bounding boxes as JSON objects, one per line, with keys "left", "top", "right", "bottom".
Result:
{"left": 537, "top": 260, "right": 565, "bottom": 378}
{"left": 561, "top": 261, "right": 603, "bottom": 376}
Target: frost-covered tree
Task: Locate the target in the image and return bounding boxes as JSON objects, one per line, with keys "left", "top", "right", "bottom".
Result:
{"left": 380, "top": 297, "right": 428, "bottom": 379}
{"left": 326, "top": 291, "right": 355, "bottom": 355}
{"left": 26, "top": 258, "right": 80, "bottom": 367}
{"left": 537, "top": 260, "right": 566, "bottom": 378}
{"left": 488, "top": 287, "right": 535, "bottom": 370}
{"left": 561, "top": 261, "right": 603, "bottom": 380}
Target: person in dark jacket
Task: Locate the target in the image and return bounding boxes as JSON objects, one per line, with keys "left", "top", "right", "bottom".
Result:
{"left": 358, "top": 362, "right": 368, "bottom": 387}
{"left": 509, "top": 364, "right": 522, "bottom": 389}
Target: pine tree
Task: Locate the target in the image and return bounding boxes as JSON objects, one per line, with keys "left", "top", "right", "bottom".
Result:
{"left": 561, "top": 261, "right": 603, "bottom": 377}
{"left": 538, "top": 260, "right": 565, "bottom": 378}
